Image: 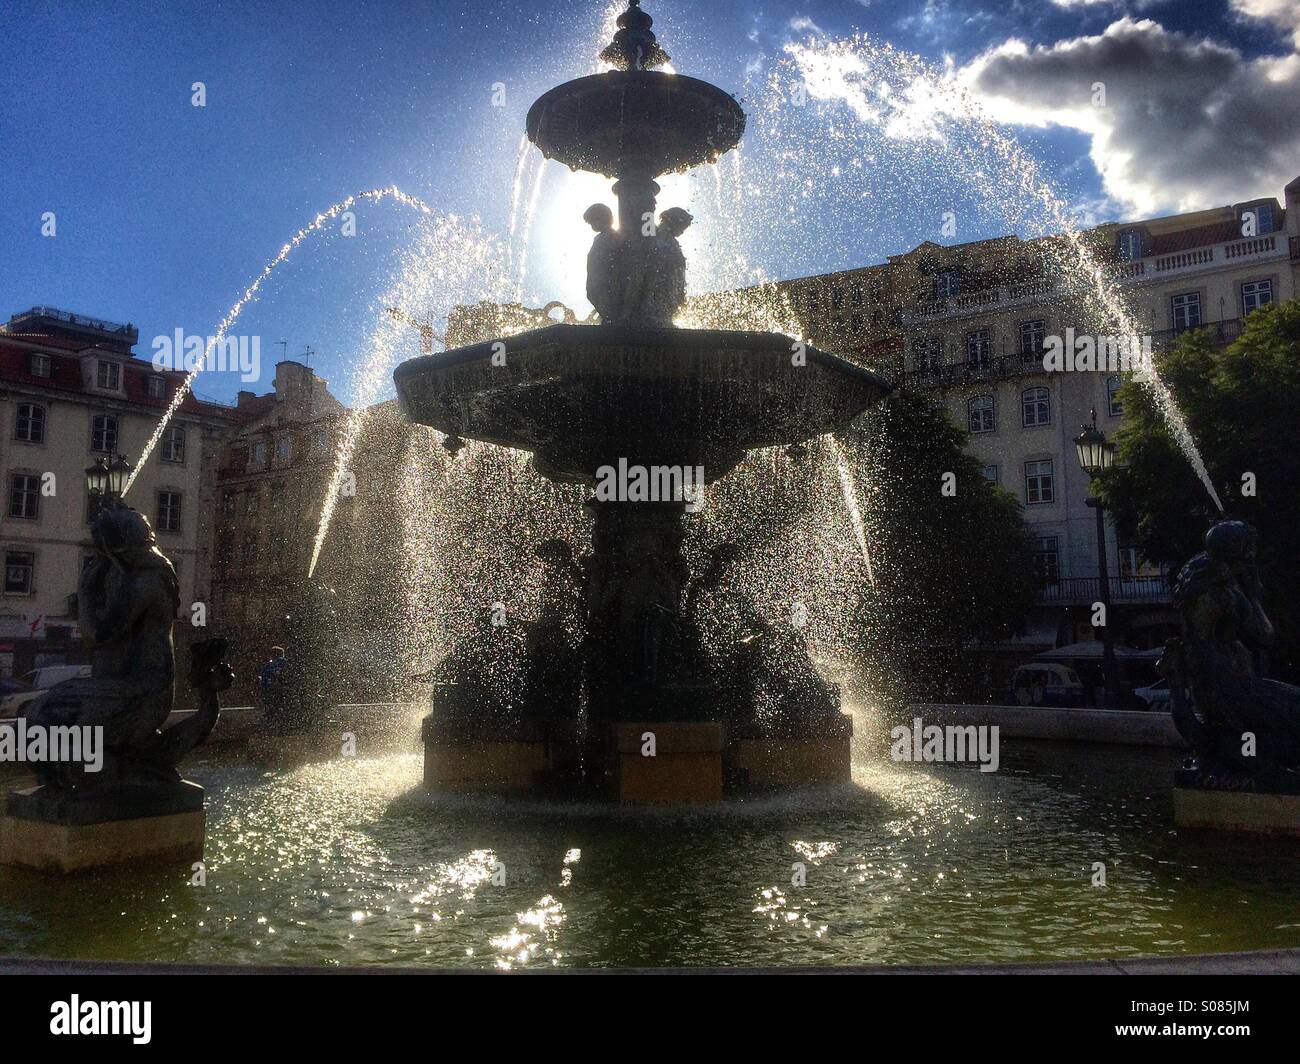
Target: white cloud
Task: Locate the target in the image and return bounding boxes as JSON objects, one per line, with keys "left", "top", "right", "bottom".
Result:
{"left": 959, "top": 16, "right": 1300, "bottom": 214}
{"left": 1230, "top": 0, "right": 1300, "bottom": 45}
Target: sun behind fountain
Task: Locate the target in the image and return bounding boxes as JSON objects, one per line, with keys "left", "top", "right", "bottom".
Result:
{"left": 393, "top": 1, "right": 891, "bottom": 803}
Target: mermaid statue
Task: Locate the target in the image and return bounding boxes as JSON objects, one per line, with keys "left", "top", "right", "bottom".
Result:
{"left": 1161, "top": 520, "right": 1300, "bottom": 792}
{"left": 22, "top": 502, "right": 232, "bottom": 798}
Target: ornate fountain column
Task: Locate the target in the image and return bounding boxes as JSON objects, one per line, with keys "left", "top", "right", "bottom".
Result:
{"left": 394, "top": 1, "right": 890, "bottom": 801}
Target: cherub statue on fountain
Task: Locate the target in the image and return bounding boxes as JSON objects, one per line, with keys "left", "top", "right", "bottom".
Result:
{"left": 584, "top": 202, "right": 692, "bottom": 326}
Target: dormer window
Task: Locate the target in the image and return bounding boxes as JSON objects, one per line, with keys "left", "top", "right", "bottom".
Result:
{"left": 29, "top": 353, "right": 51, "bottom": 378}
{"left": 1239, "top": 202, "right": 1274, "bottom": 236}
{"left": 1118, "top": 229, "right": 1144, "bottom": 262}
{"left": 934, "top": 270, "right": 960, "bottom": 300}
{"left": 147, "top": 374, "right": 167, "bottom": 399}
{"left": 96, "top": 360, "right": 122, "bottom": 391}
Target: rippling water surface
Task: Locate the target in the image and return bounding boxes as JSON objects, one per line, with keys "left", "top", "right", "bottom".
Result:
{"left": 3, "top": 721, "right": 1299, "bottom": 969}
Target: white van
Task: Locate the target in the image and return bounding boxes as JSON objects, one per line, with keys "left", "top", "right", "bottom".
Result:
{"left": 0, "top": 664, "right": 91, "bottom": 718}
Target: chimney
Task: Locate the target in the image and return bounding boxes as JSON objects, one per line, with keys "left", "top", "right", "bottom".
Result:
{"left": 1286, "top": 175, "right": 1300, "bottom": 236}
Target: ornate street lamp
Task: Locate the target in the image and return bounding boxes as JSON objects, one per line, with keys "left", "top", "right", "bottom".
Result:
{"left": 1073, "top": 410, "right": 1119, "bottom": 709}
{"left": 84, "top": 457, "right": 110, "bottom": 498}
{"left": 85, "top": 453, "right": 134, "bottom": 508}
{"left": 107, "top": 453, "right": 134, "bottom": 498}
{"left": 1073, "top": 413, "right": 1116, "bottom": 476}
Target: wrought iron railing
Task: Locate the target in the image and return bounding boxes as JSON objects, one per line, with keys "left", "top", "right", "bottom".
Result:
{"left": 1036, "top": 576, "right": 1170, "bottom": 605}
{"left": 1150, "top": 318, "right": 1242, "bottom": 349}
{"left": 897, "top": 351, "right": 1049, "bottom": 390}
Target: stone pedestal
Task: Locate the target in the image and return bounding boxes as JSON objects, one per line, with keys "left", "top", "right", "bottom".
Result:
{"left": 734, "top": 715, "right": 853, "bottom": 789}
{"left": 423, "top": 716, "right": 579, "bottom": 795}
{"left": 612, "top": 721, "right": 724, "bottom": 804}
{"left": 0, "top": 782, "right": 205, "bottom": 872}
{"left": 1174, "top": 784, "right": 1300, "bottom": 838}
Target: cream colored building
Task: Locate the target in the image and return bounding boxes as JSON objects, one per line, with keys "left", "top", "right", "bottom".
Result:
{"left": 0, "top": 307, "right": 235, "bottom": 675}
{"left": 773, "top": 174, "right": 1300, "bottom": 650}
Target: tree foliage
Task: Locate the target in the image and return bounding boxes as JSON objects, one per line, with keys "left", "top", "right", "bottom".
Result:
{"left": 843, "top": 391, "right": 1038, "bottom": 699}
{"left": 1096, "top": 300, "right": 1300, "bottom": 680}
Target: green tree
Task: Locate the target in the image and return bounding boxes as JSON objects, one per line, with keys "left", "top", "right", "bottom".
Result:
{"left": 843, "top": 391, "right": 1038, "bottom": 701}
{"left": 1097, "top": 300, "right": 1300, "bottom": 680}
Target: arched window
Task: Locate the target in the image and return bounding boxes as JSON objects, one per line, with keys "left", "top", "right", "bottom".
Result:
{"left": 1021, "top": 386, "right": 1051, "bottom": 427}
{"left": 968, "top": 394, "right": 995, "bottom": 434}
{"left": 1106, "top": 375, "right": 1123, "bottom": 417}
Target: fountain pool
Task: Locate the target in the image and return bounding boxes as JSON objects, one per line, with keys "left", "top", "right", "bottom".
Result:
{"left": 3, "top": 716, "right": 1298, "bottom": 969}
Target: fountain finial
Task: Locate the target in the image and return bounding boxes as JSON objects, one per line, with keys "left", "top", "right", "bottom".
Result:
{"left": 599, "top": 0, "right": 669, "bottom": 71}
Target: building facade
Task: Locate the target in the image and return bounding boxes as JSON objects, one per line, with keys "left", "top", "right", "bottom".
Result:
{"left": 207, "top": 361, "right": 416, "bottom": 701}
{"left": 771, "top": 174, "right": 1300, "bottom": 656}
{"left": 0, "top": 306, "right": 235, "bottom": 677}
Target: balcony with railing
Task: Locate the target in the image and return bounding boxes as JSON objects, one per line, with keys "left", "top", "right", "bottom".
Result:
{"left": 1149, "top": 317, "right": 1243, "bottom": 350}
{"left": 902, "top": 278, "right": 1060, "bottom": 325}
{"left": 1036, "top": 575, "right": 1170, "bottom": 606}
{"left": 902, "top": 230, "right": 1289, "bottom": 326}
{"left": 898, "top": 349, "right": 1049, "bottom": 391}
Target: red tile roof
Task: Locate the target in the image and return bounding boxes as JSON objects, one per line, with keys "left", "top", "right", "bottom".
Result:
{"left": 0, "top": 337, "right": 236, "bottom": 419}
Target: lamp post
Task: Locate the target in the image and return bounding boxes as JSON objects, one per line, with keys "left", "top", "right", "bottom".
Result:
{"left": 85, "top": 453, "right": 134, "bottom": 510}
{"left": 1073, "top": 410, "right": 1119, "bottom": 709}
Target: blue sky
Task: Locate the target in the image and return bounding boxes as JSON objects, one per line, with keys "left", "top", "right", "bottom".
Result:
{"left": 3, "top": 0, "right": 1298, "bottom": 405}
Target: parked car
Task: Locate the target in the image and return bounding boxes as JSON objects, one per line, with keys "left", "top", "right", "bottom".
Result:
{"left": 1133, "top": 677, "right": 1172, "bottom": 711}
{"left": 0, "top": 664, "right": 91, "bottom": 718}
{"left": 1009, "top": 663, "right": 1089, "bottom": 708}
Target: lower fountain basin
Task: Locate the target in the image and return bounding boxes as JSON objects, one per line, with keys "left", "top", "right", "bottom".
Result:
{"left": 392, "top": 323, "right": 891, "bottom": 484}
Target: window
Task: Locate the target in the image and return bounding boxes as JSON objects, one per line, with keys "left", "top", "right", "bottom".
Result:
{"left": 161, "top": 424, "right": 186, "bottom": 463}
{"left": 29, "top": 353, "right": 51, "bottom": 378}
{"left": 966, "top": 329, "right": 991, "bottom": 369}
{"left": 1119, "top": 545, "right": 1144, "bottom": 580}
{"left": 981, "top": 464, "right": 1000, "bottom": 485}
{"left": 9, "top": 473, "right": 40, "bottom": 519}
{"left": 1242, "top": 279, "right": 1273, "bottom": 315}
{"left": 1241, "top": 203, "right": 1274, "bottom": 235}
{"left": 312, "top": 430, "right": 329, "bottom": 454}
{"left": 96, "top": 360, "right": 122, "bottom": 390}
{"left": 935, "top": 270, "right": 960, "bottom": 300}
{"left": 270, "top": 482, "right": 285, "bottom": 510}
{"left": 246, "top": 491, "right": 260, "bottom": 514}
{"left": 1018, "top": 319, "right": 1046, "bottom": 356}
{"left": 1171, "top": 292, "right": 1201, "bottom": 331}
{"left": 4, "top": 551, "right": 35, "bottom": 594}
{"left": 1021, "top": 386, "right": 1051, "bottom": 428}
{"left": 967, "top": 395, "right": 995, "bottom": 434}
{"left": 147, "top": 375, "right": 167, "bottom": 399}
{"left": 14, "top": 403, "right": 46, "bottom": 443}
{"left": 275, "top": 436, "right": 292, "bottom": 462}
{"left": 831, "top": 287, "right": 845, "bottom": 310}
{"left": 1025, "top": 459, "right": 1055, "bottom": 504}
{"left": 914, "top": 336, "right": 942, "bottom": 373}
{"left": 156, "top": 491, "right": 182, "bottom": 533}
{"left": 1032, "top": 536, "right": 1060, "bottom": 586}
{"left": 223, "top": 492, "right": 235, "bottom": 516}
{"left": 250, "top": 440, "right": 267, "bottom": 465}
{"left": 1107, "top": 375, "right": 1124, "bottom": 417}
{"left": 90, "top": 414, "right": 118, "bottom": 453}
{"left": 1118, "top": 229, "right": 1143, "bottom": 262}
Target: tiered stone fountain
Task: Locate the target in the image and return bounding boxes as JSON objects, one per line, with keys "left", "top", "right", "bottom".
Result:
{"left": 394, "top": 1, "right": 890, "bottom": 801}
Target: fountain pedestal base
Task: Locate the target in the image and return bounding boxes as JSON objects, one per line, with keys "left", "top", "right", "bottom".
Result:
{"left": 734, "top": 715, "right": 854, "bottom": 789}
{"left": 612, "top": 721, "right": 724, "bottom": 804}
{"left": 1174, "top": 780, "right": 1300, "bottom": 838}
{"left": 422, "top": 717, "right": 580, "bottom": 795}
{"left": 0, "top": 783, "right": 205, "bottom": 872}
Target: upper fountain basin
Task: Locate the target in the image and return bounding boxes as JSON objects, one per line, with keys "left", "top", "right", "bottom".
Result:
{"left": 526, "top": 71, "right": 745, "bottom": 178}
{"left": 393, "top": 323, "right": 891, "bottom": 485}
